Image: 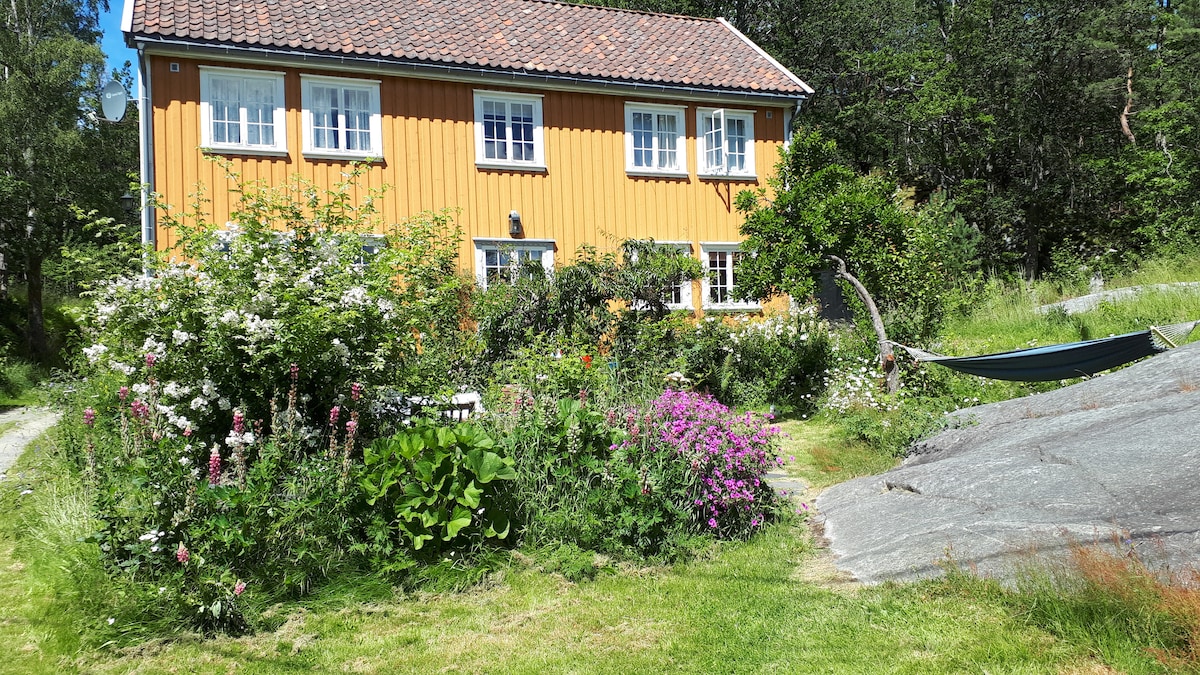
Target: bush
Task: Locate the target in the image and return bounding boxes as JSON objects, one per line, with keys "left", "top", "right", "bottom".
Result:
{"left": 73, "top": 371, "right": 364, "bottom": 634}
{"left": 489, "top": 387, "right": 784, "bottom": 558}
{"left": 681, "top": 309, "right": 832, "bottom": 409}
{"left": 79, "top": 166, "right": 470, "bottom": 446}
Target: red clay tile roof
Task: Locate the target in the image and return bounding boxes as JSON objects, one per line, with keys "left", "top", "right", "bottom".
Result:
{"left": 127, "top": 0, "right": 810, "bottom": 96}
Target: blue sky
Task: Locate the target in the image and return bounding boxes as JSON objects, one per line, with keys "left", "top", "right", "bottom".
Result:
{"left": 100, "top": 0, "right": 137, "bottom": 72}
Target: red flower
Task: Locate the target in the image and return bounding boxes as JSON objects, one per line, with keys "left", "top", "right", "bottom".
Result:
{"left": 581, "top": 355, "right": 593, "bottom": 369}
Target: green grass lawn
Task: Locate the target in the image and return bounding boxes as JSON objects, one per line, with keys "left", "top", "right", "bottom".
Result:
{"left": 2, "top": 424, "right": 1180, "bottom": 674}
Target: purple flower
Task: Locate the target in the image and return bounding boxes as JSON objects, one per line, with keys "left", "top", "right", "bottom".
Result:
{"left": 176, "top": 542, "right": 189, "bottom": 563}
{"left": 208, "top": 446, "right": 222, "bottom": 486}
{"left": 83, "top": 408, "right": 96, "bottom": 427}
{"left": 145, "top": 353, "right": 157, "bottom": 368}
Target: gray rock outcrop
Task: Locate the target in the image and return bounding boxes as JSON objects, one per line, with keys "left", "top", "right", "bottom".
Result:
{"left": 816, "top": 340, "right": 1200, "bottom": 584}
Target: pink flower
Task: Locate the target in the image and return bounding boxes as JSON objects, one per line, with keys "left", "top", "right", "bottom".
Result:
{"left": 346, "top": 419, "right": 358, "bottom": 435}
{"left": 145, "top": 353, "right": 157, "bottom": 368}
{"left": 233, "top": 410, "right": 245, "bottom": 435}
{"left": 176, "top": 542, "right": 189, "bottom": 563}
{"left": 328, "top": 406, "right": 340, "bottom": 426}
{"left": 707, "top": 518, "right": 718, "bottom": 528}
{"left": 118, "top": 386, "right": 129, "bottom": 402}
{"left": 290, "top": 362, "right": 299, "bottom": 382}
{"left": 350, "top": 382, "right": 363, "bottom": 402}
{"left": 83, "top": 408, "right": 96, "bottom": 427}
{"left": 208, "top": 446, "right": 222, "bottom": 486}
{"left": 233, "top": 580, "right": 246, "bottom": 596}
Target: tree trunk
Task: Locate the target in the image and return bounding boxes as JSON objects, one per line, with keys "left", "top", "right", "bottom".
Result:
{"left": 1120, "top": 65, "right": 1136, "bottom": 145}
{"left": 25, "top": 251, "right": 48, "bottom": 363}
{"left": 830, "top": 255, "right": 899, "bottom": 394}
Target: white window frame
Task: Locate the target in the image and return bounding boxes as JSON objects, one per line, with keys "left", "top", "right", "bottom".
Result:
{"left": 697, "top": 108, "right": 756, "bottom": 179}
{"left": 301, "top": 75, "right": 383, "bottom": 160}
{"left": 701, "top": 242, "right": 760, "bottom": 311}
{"left": 473, "top": 91, "right": 546, "bottom": 171}
{"left": 624, "top": 103, "right": 687, "bottom": 177}
{"left": 199, "top": 67, "right": 287, "bottom": 155}
{"left": 473, "top": 238, "right": 556, "bottom": 289}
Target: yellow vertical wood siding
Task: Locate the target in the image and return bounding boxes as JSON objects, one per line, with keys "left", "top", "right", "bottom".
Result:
{"left": 150, "top": 56, "right": 787, "bottom": 289}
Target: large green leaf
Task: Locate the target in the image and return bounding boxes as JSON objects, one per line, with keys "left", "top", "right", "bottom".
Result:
{"left": 458, "top": 480, "right": 483, "bottom": 509}
{"left": 443, "top": 505, "right": 472, "bottom": 540}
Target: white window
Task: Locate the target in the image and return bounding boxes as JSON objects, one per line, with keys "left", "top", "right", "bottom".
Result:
{"left": 627, "top": 241, "right": 694, "bottom": 310}
{"left": 473, "top": 91, "right": 545, "bottom": 170}
{"left": 701, "top": 243, "right": 759, "bottom": 310}
{"left": 199, "top": 67, "right": 286, "bottom": 155}
{"left": 624, "top": 103, "right": 687, "bottom": 176}
{"left": 473, "top": 239, "right": 555, "bottom": 289}
{"left": 698, "top": 108, "right": 756, "bottom": 178}
{"left": 301, "top": 75, "right": 382, "bottom": 159}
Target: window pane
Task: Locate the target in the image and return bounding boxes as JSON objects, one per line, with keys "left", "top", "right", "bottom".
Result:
{"left": 708, "top": 251, "right": 729, "bottom": 303}
{"left": 244, "top": 78, "right": 274, "bottom": 147}
{"left": 632, "top": 112, "right": 653, "bottom": 167}
{"left": 211, "top": 77, "right": 241, "bottom": 145}
{"left": 703, "top": 115, "right": 723, "bottom": 173}
{"left": 344, "top": 88, "right": 372, "bottom": 152}
{"left": 482, "top": 100, "right": 507, "bottom": 160}
{"left": 726, "top": 117, "right": 747, "bottom": 172}
{"left": 311, "top": 85, "right": 339, "bottom": 149}
{"left": 656, "top": 113, "right": 677, "bottom": 169}
{"left": 511, "top": 103, "right": 535, "bottom": 162}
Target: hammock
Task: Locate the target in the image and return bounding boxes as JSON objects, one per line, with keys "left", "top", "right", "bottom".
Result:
{"left": 894, "top": 320, "right": 1199, "bottom": 381}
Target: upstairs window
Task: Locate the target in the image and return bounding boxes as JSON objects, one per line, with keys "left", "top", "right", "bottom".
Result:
{"left": 702, "top": 243, "right": 759, "bottom": 310}
{"left": 698, "top": 108, "right": 756, "bottom": 178}
{"left": 301, "top": 76, "right": 382, "bottom": 159}
{"left": 199, "top": 67, "right": 286, "bottom": 155}
{"left": 473, "top": 91, "right": 545, "bottom": 170}
{"left": 473, "top": 239, "right": 555, "bottom": 289}
{"left": 624, "top": 103, "right": 686, "bottom": 176}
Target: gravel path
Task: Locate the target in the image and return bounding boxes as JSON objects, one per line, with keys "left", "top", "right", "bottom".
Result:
{"left": 0, "top": 407, "right": 61, "bottom": 476}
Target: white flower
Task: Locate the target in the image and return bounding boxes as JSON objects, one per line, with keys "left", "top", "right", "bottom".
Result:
{"left": 108, "top": 360, "right": 135, "bottom": 376}
{"left": 179, "top": 457, "right": 191, "bottom": 466}
{"left": 189, "top": 396, "right": 209, "bottom": 411}
{"left": 201, "top": 380, "right": 218, "bottom": 398}
{"left": 83, "top": 343, "right": 108, "bottom": 363}
{"left": 163, "top": 381, "right": 190, "bottom": 398}
{"left": 132, "top": 383, "right": 151, "bottom": 396}
{"left": 107, "top": 618, "right": 115, "bottom": 626}
{"left": 141, "top": 337, "right": 167, "bottom": 355}
{"left": 220, "top": 309, "right": 241, "bottom": 325}
{"left": 341, "top": 287, "right": 369, "bottom": 306}
{"left": 172, "top": 329, "right": 193, "bottom": 345}
{"left": 218, "top": 397, "right": 231, "bottom": 411}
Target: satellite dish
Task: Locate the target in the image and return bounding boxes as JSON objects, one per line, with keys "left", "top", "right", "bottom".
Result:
{"left": 101, "top": 80, "right": 128, "bottom": 122}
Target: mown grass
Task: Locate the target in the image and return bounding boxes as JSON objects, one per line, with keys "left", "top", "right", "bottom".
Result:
{"left": 775, "top": 417, "right": 898, "bottom": 490}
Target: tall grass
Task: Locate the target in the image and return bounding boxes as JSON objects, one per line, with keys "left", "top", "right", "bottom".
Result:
{"left": 1012, "top": 539, "right": 1200, "bottom": 673}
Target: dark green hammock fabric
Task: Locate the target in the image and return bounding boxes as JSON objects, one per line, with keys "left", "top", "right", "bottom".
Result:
{"left": 914, "top": 330, "right": 1160, "bottom": 381}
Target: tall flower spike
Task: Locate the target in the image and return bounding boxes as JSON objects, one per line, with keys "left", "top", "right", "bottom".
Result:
{"left": 208, "top": 445, "right": 222, "bottom": 486}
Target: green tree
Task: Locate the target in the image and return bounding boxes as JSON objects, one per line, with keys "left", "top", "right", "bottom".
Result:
{"left": 0, "top": 0, "right": 138, "bottom": 362}
{"left": 735, "top": 130, "right": 950, "bottom": 392}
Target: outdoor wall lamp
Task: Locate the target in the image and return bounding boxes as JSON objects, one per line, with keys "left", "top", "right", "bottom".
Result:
{"left": 509, "top": 210, "right": 522, "bottom": 236}
{"left": 120, "top": 191, "right": 136, "bottom": 213}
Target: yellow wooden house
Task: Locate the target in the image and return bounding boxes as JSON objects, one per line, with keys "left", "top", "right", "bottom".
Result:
{"left": 123, "top": 0, "right": 811, "bottom": 311}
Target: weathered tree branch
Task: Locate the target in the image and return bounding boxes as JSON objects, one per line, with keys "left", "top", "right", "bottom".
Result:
{"left": 1120, "top": 65, "right": 1136, "bottom": 146}
{"left": 830, "top": 255, "right": 899, "bottom": 394}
